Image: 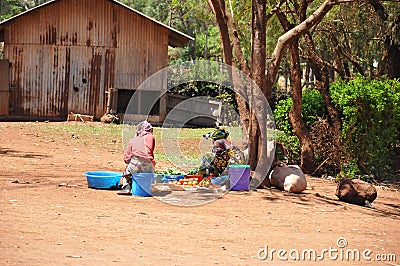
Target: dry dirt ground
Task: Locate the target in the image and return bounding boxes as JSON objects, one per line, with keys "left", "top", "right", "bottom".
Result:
{"left": 0, "top": 122, "right": 399, "bottom": 266}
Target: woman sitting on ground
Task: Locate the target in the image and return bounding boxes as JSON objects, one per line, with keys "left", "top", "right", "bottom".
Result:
{"left": 120, "top": 120, "right": 156, "bottom": 193}
{"left": 198, "top": 127, "right": 245, "bottom": 177}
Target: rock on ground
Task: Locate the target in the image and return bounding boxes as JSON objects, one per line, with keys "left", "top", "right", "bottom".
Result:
{"left": 335, "top": 178, "right": 377, "bottom": 206}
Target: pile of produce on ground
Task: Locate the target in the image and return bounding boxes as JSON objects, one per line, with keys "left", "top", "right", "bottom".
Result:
{"left": 155, "top": 167, "right": 226, "bottom": 190}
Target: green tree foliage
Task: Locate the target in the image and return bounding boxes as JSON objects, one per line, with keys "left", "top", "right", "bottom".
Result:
{"left": 274, "top": 76, "right": 400, "bottom": 179}
{"left": 330, "top": 76, "right": 400, "bottom": 179}
{"left": 195, "top": 25, "right": 222, "bottom": 61}
{"left": 126, "top": 0, "right": 168, "bottom": 21}
{"left": 1, "top": 0, "right": 52, "bottom": 21}
{"left": 273, "top": 89, "right": 326, "bottom": 165}
{"left": 0, "top": 0, "right": 25, "bottom": 21}
{"left": 305, "top": 2, "right": 399, "bottom": 79}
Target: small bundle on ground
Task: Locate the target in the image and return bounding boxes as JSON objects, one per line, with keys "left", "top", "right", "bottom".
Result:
{"left": 269, "top": 165, "right": 307, "bottom": 193}
{"left": 100, "top": 113, "right": 120, "bottom": 123}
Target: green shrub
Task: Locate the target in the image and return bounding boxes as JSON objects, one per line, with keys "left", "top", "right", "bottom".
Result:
{"left": 273, "top": 97, "right": 297, "bottom": 164}
{"left": 302, "top": 89, "right": 327, "bottom": 127}
{"left": 273, "top": 89, "right": 327, "bottom": 164}
{"left": 330, "top": 76, "right": 400, "bottom": 178}
{"left": 273, "top": 76, "right": 399, "bottom": 180}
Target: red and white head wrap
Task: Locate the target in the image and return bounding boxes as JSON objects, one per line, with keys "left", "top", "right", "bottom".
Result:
{"left": 135, "top": 121, "right": 153, "bottom": 137}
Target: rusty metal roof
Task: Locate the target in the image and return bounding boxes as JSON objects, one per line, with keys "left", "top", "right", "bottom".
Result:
{"left": 0, "top": 0, "right": 193, "bottom": 47}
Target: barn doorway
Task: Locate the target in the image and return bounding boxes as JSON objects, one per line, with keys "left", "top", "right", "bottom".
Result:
{"left": 117, "top": 89, "right": 161, "bottom": 115}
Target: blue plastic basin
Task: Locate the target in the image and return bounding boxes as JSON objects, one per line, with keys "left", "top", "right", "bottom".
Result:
{"left": 84, "top": 171, "right": 122, "bottom": 189}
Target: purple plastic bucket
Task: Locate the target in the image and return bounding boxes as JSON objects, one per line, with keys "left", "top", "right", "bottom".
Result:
{"left": 229, "top": 165, "right": 250, "bottom": 191}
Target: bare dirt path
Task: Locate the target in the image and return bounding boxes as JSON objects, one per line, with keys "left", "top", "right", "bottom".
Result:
{"left": 0, "top": 122, "right": 399, "bottom": 265}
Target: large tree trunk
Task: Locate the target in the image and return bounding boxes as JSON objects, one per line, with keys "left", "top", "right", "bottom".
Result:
{"left": 248, "top": 0, "right": 270, "bottom": 186}
{"left": 288, "top": 40, "right": 316, "bottom": 173}
{"left": 276, "top": 4, "right": 316, "bottom": 173}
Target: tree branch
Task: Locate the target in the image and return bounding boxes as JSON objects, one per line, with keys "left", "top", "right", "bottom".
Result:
{"left": 266, "top": 0, "right": 286, "bottom": 22}
{"left": 301, "top": 54, "right": 343, "bottom": 77}
{"left": 206, "top": 0, "right": 233, "bottom": 65}
{"left": 266, "top": 0, "right": 340, "bottom": 97}
{"left": 225, "top": 7, "right": 250, "bottom": 74}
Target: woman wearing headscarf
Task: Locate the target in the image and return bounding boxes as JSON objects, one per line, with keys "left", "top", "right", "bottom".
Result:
{"left": 198, "top": 127, "right": 245, "bottom": 177}
{"left": 120, "top": 121, "right": 156, "bottom": 193}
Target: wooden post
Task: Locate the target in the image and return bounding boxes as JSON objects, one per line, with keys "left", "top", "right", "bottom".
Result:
{"left": 106, "top": 87, "right": 113, "bottom": 113}
{"left": 0, "top": 60, "right": 10, "bottom": 115}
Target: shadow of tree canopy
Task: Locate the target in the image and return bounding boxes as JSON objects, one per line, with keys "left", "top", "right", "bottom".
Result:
{"left": 0, "top": 147, "right": 51, "bottom": 159}
{"left": 258, "top": 187, "right": 400, "bottom": 219}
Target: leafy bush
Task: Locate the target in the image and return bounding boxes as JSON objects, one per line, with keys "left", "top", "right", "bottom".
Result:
{"left": 273, "top": 97, "right": 298, "bottom": 164}
{"left": 302, "top": 89, "right": 327, "bottom": 127}
{"left": 273, "top": 89, "right": 327, "bottom": 165}
{"left": 330, "top": 76, "right": 400, "bottom": 179}
{"left": 273, "top": 76, "right": 399, "bottom": 180}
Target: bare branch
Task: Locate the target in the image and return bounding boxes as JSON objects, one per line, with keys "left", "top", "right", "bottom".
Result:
{"left": 301, "top": 54, "right": 343, "bottom": 77}
{"left": 266, "top": 0, "right": 341, "bottom": 97}
{"left": 226, "top": 8, "right": 250, "bottom": 74}
{"left": 266, "top": 0, "right": 286, "bottom": 22}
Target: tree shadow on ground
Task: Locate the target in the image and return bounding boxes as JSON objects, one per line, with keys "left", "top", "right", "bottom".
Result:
{"left": 258, "top": 187, "right": 400, "bottom": 219}
{"left": 0, "top": 148, "right": 51, "bottom": 159}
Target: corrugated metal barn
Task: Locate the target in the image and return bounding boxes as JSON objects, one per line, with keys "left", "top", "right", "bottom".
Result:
{"left": 0, "top": 0, "right": 192, "bottom": 121}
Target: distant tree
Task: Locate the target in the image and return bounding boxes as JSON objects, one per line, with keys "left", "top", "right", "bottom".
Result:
{"left": 0, "top": 0, "right": 51, "bottom": 21}
{"left": 372, "top": 2, "right": 400, "bottom": 79}
{"left": 0, "top": 0, "right": 24, "bottom": 21}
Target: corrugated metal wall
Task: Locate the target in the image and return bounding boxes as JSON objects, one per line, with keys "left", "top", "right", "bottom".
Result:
{"left": 3, "top": 0, "right": 168, "bottom": 119}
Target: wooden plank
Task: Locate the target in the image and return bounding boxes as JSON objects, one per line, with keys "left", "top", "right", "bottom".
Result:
{"left": 0, "top": 60, "right": 9, "bottom": 115}
{"left": 67, "top": 112, "right": 94, "bottom": 122}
